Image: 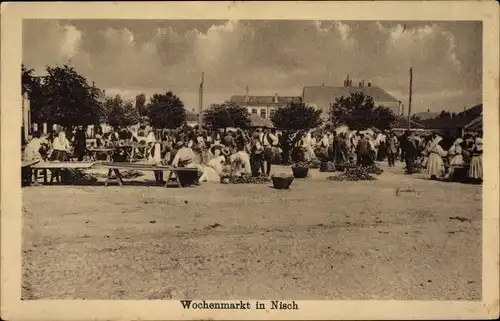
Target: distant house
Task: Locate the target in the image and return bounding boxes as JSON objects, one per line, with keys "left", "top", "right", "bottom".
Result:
{"left": 229, "top": 93, "right": 302, "bottom": 120}
{"left": 302, "top": 76, "right": 402, "bottom": 119}
{"left": 413, "top": 110, "right": 439, "bottom": 120}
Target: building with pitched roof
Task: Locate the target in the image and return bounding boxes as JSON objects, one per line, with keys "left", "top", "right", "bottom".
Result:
{"left": 302, "top": 76, "right": 402, "bottom": 119}
{"left": 229, "top": 86, "right": 302, "bottom": 120}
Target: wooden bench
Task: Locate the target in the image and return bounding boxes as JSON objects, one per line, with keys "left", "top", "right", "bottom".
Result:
{"left": 31, "top": 161, "right": 97, "bottom": 184}
{"left": 100, "top": 162, "right": 200, "bottom": 188}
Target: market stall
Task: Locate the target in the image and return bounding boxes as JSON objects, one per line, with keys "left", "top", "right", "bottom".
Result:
{"left": 100, "top": 162, "right": 200, "bottom": 188}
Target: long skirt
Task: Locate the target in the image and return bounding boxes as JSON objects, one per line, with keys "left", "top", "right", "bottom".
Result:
{"left": 198, "top": 165, "right": 221, "bottom": 183}
{"left": 468, "top": 156, "right": 482, "bottom": 179}
{"left": 448, "top": 154, "right": 465, "bottom": 180}
{"left": 426, "top": 153, "right": 444, "bottom": 177}
{"left": 377, "top": 144, "right": 387, "bottom": 161}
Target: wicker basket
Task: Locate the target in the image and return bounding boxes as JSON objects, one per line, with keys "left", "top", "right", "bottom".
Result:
{"left": 271, "top": 175, "right": 294, "bottom": 189}
{"left": 291, "top": 166, "right": 309, "bottom": 178}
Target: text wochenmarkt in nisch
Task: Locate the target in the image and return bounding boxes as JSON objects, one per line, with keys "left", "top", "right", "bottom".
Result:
{"left": 180, "top": 300, "right": 299, "bottom": 310}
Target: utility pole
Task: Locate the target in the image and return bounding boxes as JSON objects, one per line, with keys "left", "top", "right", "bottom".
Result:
{"left": 407, "top": 67, "right": 413, "bottom": 131}
{"left": 198, "top": 72, "right": 204, "bottom": 127}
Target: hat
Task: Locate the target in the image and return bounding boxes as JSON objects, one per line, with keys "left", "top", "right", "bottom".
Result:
{"left": 210, "top": 144, "right": 224, "bottom": 154}
{"left": 176, "top": 141, "right": 185, "bottom": 148}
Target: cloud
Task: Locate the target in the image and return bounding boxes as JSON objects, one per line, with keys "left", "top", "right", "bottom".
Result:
{"left": 22, "top": 20, "right": 482, "bottom": 113}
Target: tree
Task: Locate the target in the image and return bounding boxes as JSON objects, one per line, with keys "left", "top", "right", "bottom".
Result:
{"left": 21, "top": 65, "right": 46, "bottom": 124}
{"left": 104, "top": 95, "right": 139, "bottom": 129}
{"left": 146, "top": 91, "right": 186, "bottom": 129}
{"left": 135, "top": 93, "right": 147, "bottom": 116}
{"left": 34, "top": 65, "right": 105, "bottom": 128}
{"left": 271, "top": 102, "right": 323, "bottom": 132}
{"left": 329, "top": 92, "right": 396, "bottom": 130}
{"left": 202, "top": 101, "right": 251, "bottom": 131}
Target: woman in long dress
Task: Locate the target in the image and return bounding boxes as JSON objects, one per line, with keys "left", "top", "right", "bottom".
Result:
{"left": 468, "top": 137, "right": 482, "bottom": 183}
{"left": 425, "top": 135, "right": 448, "bottom": 180}
{"left": 230, "top": 143, "right": 252, "bottom": 176}
{"left": 447, "top": 138, "right": 464, "bottom": 180}
{"left": 198, "top": 145, "right": 226, "bottom": 183}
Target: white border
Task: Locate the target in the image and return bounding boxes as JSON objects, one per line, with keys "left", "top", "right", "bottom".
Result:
{"left": 1, "top": 1, "right": 499, "bottom": 320}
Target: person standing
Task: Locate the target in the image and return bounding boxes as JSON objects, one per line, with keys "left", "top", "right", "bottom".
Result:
{"left": 73, "top": 126, "right": 87, "bottom": 161}
{"left": 250, "top": 133, "right": 265, "bottom": 176}
{"left": 385, "top": 131, "right": 398, "bottom": 167}
{"left": 425, "top": 135, "right": 448, "bottom": 180}
{"left": 402, "top": 131, "right": 418, "bottom": 174}
{"left": 356, "top": 134, "right": 374, "bottom": 166}
{"left": 261, "top": 127, "right": 278, "bottom": 176}
{"left": 468, "top": 136, "right": 483, "bottom": 183}
{"left": 333, "top": 132, "right": 346, "bottom": 166}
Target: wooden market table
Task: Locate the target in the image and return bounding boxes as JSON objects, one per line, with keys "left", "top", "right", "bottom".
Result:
{"left": 31, "top": 161, "right": 97, "bottom": 184}
{"left": 99, "top": 162, "right": 199, "bottom": 188}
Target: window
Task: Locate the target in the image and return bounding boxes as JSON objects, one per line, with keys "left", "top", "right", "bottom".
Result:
{"left": 269, "top": 109, "right": 276, "bottom": 118}
{"left": 251, "top": 108, "right": 258, "bottom": 114}
{"left": 260, "top": 109, "right": 267, "bottom": 119}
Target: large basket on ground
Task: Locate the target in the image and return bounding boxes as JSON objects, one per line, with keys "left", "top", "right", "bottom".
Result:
{"left": 291, "top": 166, "right": 309, "bottom": 178}
{"left": 176, "top": 169, "right": 200, "bottom": 187}
{"left": 271, "top": 174, "right": 294, "bottom": 189}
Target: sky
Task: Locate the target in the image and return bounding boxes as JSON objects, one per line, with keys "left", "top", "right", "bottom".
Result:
{"left": 23, "top": 19, "right": 482, "bottom": 114}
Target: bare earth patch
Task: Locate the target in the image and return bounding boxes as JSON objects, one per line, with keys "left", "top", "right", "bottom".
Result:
{"left": 22, "top": 164, "right": 482, "bottom": 300}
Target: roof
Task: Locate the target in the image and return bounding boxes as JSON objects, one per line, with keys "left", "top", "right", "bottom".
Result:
{"left": 413, "top": 111, "right": 439, "bottom": 120}
{"left": 391, "top": 117, "right": 425, "bottom": 129}
{"left": 230, "top": 95, "right": 302, "bottom": 106}
{"left": 459, "top": 104, "right": 482, "bottom": 119}
{"left": 302, "top": 85, "right": 399, "bottom": 112}
{"left": 464, "top": 114, "right": 482, "bottom": 132}
{"left": 248, "top": 113, "right": 274, "bottom": 128}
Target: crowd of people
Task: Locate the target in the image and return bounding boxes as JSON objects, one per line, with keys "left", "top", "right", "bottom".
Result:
{"left": 22, "top": 124, "right": 483, "bottom": 184}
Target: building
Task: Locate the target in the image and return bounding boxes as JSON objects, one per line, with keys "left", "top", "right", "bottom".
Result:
{"left": 229, "top": 89, "right": 302, "bottom": 120}
{"left": 413, "top": 110, "right": 439, "bottom": 120}
{"left": 302, "top": 76, "right": 402, "bottom": 119}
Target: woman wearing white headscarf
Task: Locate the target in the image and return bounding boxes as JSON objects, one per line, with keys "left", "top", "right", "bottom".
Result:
{"left": 425, "top": 135, "right": 448, "bottom": 179}
{"left": 447, "top": 138, "right": 464, "bottom": 180}
{"left": 468, "top": 137, "right": 482, "bottom": 182}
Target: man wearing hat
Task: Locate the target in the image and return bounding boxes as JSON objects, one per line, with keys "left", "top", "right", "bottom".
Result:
{"left": 171, "top": 140, "right": 196, "bottom": 168}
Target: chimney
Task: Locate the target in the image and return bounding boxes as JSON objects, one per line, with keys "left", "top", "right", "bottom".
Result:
{"left": 349, "top": 80, "right": 352, "bottom": 87}
{"left": 274, "top": 93, "right": 279, "bottom": 103}
{"left": 367, "top": 81, "right": 371, "bottom": 87}
{"left": 245, "top": 85, "right": 249, "bottom": 102}
{"left": 361, "top": 80, "right": 365, "bottom": 87}
{"left": 358, "top": 82, "right": 362, "bottom": 88}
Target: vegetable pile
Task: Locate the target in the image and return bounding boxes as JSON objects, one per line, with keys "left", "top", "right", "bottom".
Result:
{"left": 327, "top": 164, "right": 383, "bottom": 182}
{"left": 220, "top": 174, "right": 271, "bottom": 184}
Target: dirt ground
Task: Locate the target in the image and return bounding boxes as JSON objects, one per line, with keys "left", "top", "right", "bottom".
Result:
{"left": 22, "top": 162, "right": 482, "bottom": 300}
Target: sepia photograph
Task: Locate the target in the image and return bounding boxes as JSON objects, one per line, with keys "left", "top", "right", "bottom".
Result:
{"left": 2, "top": 1, "right": 499, "bottom": 320}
